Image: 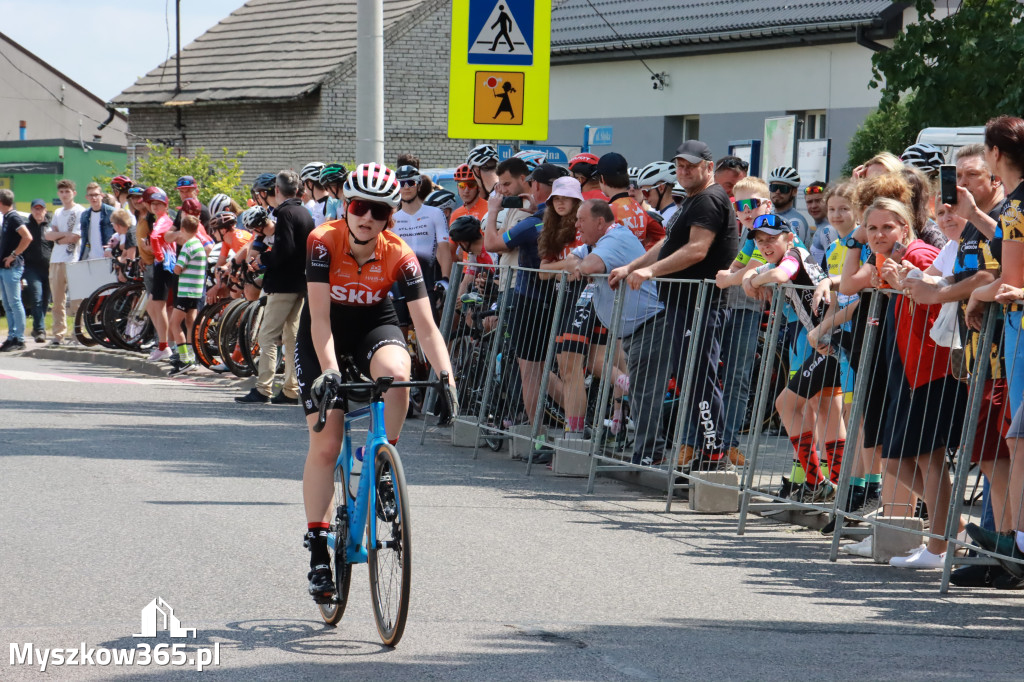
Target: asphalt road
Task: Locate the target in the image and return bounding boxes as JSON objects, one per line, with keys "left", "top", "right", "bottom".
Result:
{"left": 2, "top": 354, "right": 1023, "bottom": 681}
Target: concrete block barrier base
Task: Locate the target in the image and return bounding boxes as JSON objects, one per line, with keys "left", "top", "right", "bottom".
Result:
{"left": 688, "top": 472, "right": 740, "bottom": 513}
{"left": 871, "top": 517, "right": 926, "bottom": 563}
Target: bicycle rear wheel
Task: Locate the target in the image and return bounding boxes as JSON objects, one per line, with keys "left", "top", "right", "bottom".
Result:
{"left": 318, "top": 463, "right": 353, "bottom": 625}
{"left": 103, "top": 283, "right": 153, "bottom": 351}
{"left": 367, "top": 444, "right": 411, "bottom": 647}
{"left": 192, "top": 298, "right": 231, "bottom": 369}
{"left": 218, "top": 299, "right": 253, "bottom": 377}
{"left": 76, "top": 283, "right": 120, "bottom": 347}
{"left": 239, "top": 300, "right": 265, "bottom": 374}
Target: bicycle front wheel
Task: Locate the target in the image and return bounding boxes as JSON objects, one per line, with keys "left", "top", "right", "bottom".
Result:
{"left": 367, "top": 444, "right": 411, "bottom": 646}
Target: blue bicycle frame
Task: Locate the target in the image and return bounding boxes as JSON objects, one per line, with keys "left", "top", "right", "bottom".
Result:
{"left": 328, "top": 399, "right": 390, "bottom": 565}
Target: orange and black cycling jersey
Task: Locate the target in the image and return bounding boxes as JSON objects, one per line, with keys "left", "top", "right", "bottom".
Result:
{"left": 306, "top": 219, "right": 428, "bottom": 306}
{"left": 223, "top": 228, "right": 254, "bottom": 254}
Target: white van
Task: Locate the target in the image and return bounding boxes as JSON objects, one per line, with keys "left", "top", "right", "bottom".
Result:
{"left": 915, "top": 127, "right": 985, "bottom": 161}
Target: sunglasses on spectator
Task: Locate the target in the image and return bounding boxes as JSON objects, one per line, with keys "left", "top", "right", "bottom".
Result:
{"left": 399, "top": 179, "right": 419, "bottom": 188}
{"left": 348, "top": 198, "right": 393, "bottom": 221}
{"left": 457, "top": 181, "right": 476, "bottom": 190}
{"left": 804, "top": 185, "right": 825, "bottom": 195}
{"left": 716, "top": 158, "right": 749, "bottom": 172}
{"left": 732, "top": 198, "right": 763, "bottom": 212}
{"left": 769, "top": 183, "right": 795, "bottom": 193}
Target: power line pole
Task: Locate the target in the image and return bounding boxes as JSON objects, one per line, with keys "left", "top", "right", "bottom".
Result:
{"left": 356, "top": 0, "right": 384, "bottom": 163}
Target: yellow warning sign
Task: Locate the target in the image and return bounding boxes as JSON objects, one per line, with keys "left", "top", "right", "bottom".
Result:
{"left": 473, "top": 72, "right": 524, "bottom": 125}
{"left": 448, "top": 0, "right": 550, "bottom": 140}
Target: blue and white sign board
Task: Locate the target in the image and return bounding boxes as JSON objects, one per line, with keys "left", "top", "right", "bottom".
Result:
{"left": 496, "top": 144, "right": 580, "bottom": 165}
{"left": 468, "top": 0, "right": 535, "bottom": 66}
{"left": 587, "top": 126, "right": 613, "bottom": 146}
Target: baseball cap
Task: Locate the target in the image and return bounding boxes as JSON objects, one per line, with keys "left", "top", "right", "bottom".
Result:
{"left": 526, "top": 162, "right": 569, "bottom": 185}
{"left": 549, "top": 176, "right": 584, "bottom": 202}
{"left": 181, "top": 198, "right": 203, "bottom": 215}
{"left": 176, "top": 175, "right": 197, "bottom": 188}
{"left": 594, "top": 152, "right": 628, "bottom": 177}
{"left": 750, "top": 214, "right": 793, "bottom": 236}
{"left": 674, "top": 140, "right": 713, "bottom": 164}
{"left": 30, "top": 199, "right": 47, "bottom": 208}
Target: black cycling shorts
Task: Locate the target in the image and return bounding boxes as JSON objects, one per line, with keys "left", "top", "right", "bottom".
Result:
{"left": 787, "top": 351, "right": 843, "bottom": 399}
{"left": 295, "top": 315, "right": 408, "bottom": 416}
{"left": 555, "top": 299, "right": 607, "bottom": 355}
{"left": 508, "top": 292, "right": 556, "bottom": 363}
{"left": 150, "top": 266, "right": 173, "bottom": 301}
{"left": 174, "top": 297, "right": 201, "bottom": 312}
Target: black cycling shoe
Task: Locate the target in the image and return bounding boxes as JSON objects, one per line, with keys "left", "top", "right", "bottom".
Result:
{"left": 308, "top": 564, "right": 336, "bottom": 603}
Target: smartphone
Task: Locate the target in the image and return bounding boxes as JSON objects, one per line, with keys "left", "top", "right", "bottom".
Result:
{"left": 939, "top": 164, "right": 957, "bottom": 205}
{"left": 501, "top": 196, "right": 524, "bottom": 209}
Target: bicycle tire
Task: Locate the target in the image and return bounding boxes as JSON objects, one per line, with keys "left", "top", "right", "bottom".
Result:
{"left": 218, "top": 299, "right": 253, "bottom": 378}
{"left": 318, "top": 463, "right": 353, "bottom": 626}
{"left": 239, "top": 300, "right": 265, "bottom": 374}
{"left": 103, "top": 283, "right": 154, "bottom": 352}
{"left": 76, "top": 283, "right": 120, "bottom": 347}
{"left": 367, "top": 443, "right": 411, "bottom": 647}
{"left": 73, "top": 294, "right": 98, "bottom": 347}
{"left": 192, "top": 298, "right": 232, "bottom": 369}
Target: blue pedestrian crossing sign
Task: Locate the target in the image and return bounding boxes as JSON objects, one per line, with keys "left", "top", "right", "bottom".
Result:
{"left": 468, "top": 0, "right": 534, "bottom": 66}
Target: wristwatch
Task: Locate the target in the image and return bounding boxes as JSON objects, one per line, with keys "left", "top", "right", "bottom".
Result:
{"left": 845, "top": 236, "right": 863, "bottom": 249}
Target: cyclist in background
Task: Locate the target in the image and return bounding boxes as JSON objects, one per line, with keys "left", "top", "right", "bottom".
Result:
{"left": 451, "top": 164, "right": 488, "bottom": 222}
{"left": 319, "top": 164, "right": 348, "bottom": 221}
{"left": 251, "top": 173, "right": 278, "bottom": 212}
{"left": 393, "top": 165, "right": 453, "bottom": 307}
{"left": 300, "top": 162, "right": 330, "bottom": 226}
{"left": 569, "top": 153, "right": 608, "bottom": 201}
{"left": 297, "top": 162, "right": 456, "bottom": 602}
{"left": 466, "top": 144, "right": 499, "bottom": 196}
{"left": 424, "top": 189, "right": 458, "bottom": 224}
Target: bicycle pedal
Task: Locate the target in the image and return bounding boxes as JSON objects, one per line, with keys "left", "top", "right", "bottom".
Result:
{"left": 311, "top": 591, "right": 338, "bottom": 605}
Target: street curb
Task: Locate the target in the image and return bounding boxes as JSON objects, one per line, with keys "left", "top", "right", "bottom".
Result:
{"left": 22, "top": 346, "right": 249, "bottom": 385}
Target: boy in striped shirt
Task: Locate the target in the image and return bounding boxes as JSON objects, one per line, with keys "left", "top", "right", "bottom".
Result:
{"left": 168, "top": 215, "right": 206, "bottom": 375}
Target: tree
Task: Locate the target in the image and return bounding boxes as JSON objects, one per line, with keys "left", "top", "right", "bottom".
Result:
{"left": 846, "top": 0, "right": 1024, "bottom": 170}
{"left": 842, "top": 100, "right": 914, "bottom": 176}
{"left": 96, "top": 143, "right": 248, "bottom": 207}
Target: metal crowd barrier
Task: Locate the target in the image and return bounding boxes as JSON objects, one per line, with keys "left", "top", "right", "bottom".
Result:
{"left": 432, "top": 261, "right": 1024, "bottom": 592}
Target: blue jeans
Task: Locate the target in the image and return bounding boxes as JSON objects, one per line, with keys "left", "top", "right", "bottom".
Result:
{"left": 21, "top": 263, "right": 48, "bottom": 335}
{"left": 719, "top": 308, "right": 762, "bottom": 449}
{"left": 0, "top": 261, "right": 26, "bottom": 341}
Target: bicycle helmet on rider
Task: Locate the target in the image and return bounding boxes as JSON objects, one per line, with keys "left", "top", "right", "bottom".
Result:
{"left": 901, "top": 143, "right": 945, "bottom": 174}
{"left": 424, "top": 189, "right": 457, "bottom": 213}
{"left": 395, "top": 165, "right": 421, "bottom": 184}
{"left": 252, "top": 173, "right": 277, "bottom": 192}
{"left": 636, "top": 161, "right": 676, "bottom": 189}
{"left": 207, "top": 193, "right": 233, "bottom": 215}
{"left": 466, "top": 144, "right": 498, "bottom": 168}
{"left": 768, "top": 166, "right": 801, "bottom": 188}
{"left": 513, "top": 149, "right": 546, "bottom": 172}
{"left": 111, "top": 175, "right": 133, "bottom": 192}
{"left": 181, "top": 198, "right": 202, "bottom": 216}
{"left": 300, "top": 162, "right": 326, "bottom": 184}
{"left": 627, "top": 167, "right": 642, "bottom": 187}
{"left": 569, "top": 153, "right": 600, "bottom": 179}
{"left": 208, "top": 211, "right": 237, "bottom": 233}
{"left": 671, "top": 182, "right": 687, "bottom": 200}
{"left": 453, "top": 164, "right": 475, "bottom": 182}
{"left": 318, "top": 164, "right": 348, "bottom": 187}
{"left": 240, "top": 206, "right": 270, "bottom": 229}
{"left": 343, "top": 163, "right": 401, "bottom": 208}
{"left": 448, "top": 215, "right": 482, "bottom": 244}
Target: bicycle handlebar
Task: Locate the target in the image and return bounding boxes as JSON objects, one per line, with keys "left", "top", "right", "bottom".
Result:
{"left": 313, "top": 371, "right": 452, "bottom": 433}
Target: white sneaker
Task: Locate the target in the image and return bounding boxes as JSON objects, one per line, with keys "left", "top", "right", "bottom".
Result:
{"left": 841, "top": 536, "right": 873, "bottom": 557}
{"left": 147, "top": 347, "right": 172, "bottom": 362}
{"left": 209, "top": 361, "right": 228, "bottom": 373}
{"left": 889, "top": 545, "right": 944, "bottom": 569}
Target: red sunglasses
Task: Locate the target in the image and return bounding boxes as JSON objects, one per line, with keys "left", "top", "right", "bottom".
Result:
{"left": 347, "top": 198, "right": 393, "bottom": 221}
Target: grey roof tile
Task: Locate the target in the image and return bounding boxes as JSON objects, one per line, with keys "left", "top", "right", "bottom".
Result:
{"left": 551, "top": 0, "right": 902, "bottom": 53}
{"left": 113, "top": 0, "right": 430, "bottom": 106}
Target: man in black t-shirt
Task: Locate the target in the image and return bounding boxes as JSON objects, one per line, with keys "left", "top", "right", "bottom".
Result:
{"left": 610, "top": 140, "right": 739, "bottom": 471}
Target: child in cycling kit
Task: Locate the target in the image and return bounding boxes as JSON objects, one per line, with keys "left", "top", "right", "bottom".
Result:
{"left": 744, "top": 214, "right": 850, "bottom": 498}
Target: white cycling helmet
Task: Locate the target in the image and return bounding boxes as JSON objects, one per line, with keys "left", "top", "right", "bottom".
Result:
{"left": 637, "top": 161, "right": 676, "bottom": 189}
{"left": 466, "top": 144, "right": 498, "bottom": 168}
{"left": 343, "top": 163, "right": 401, "bottom": 207}
{"left": 240, "top": 206, "right": 270, "bottom": 229}
{"left": 207, "top": 193, "right": 232, "bottom": 215}
{"left": 671, "top": 182, "right": 687, "bottom": 200}
{"left": 513, "top": 149, "right": 546, "bottom": 171}
{"left": 300, "top": 162, "right": 326, "bottom": 184}
{"left": 768, "top": 166, "right": 801, "bottom": 188}
{"left": 901, "top": 143, "right": 945, "bottom": 174}
{"left": 627, "top": 167, "right": 642, "bottom": 185}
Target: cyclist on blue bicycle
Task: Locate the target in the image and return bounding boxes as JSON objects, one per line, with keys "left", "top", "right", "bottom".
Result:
{"left": 296, "top": 162, "right": 457, "bottom": 602}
